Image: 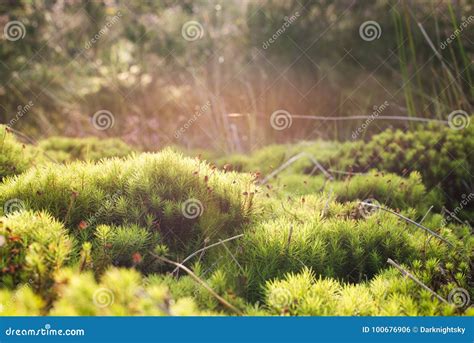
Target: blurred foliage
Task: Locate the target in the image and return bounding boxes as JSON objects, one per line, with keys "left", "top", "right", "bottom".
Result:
{"left": 0, "top": 0, "right": 472, "bottom": 150}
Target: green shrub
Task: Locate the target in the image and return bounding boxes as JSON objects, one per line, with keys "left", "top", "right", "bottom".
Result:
{"left": 38, "top": 136, "right": 136, "bottom": 163}
{"left": 0, "top": 210, "right": 73, "bottom": 294}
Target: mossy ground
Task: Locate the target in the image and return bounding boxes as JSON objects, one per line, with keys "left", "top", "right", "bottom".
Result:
{"left": 0, "top": 123, "right": 473, "bottom": 316}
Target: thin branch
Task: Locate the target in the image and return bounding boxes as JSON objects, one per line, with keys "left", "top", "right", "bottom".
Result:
{"left": 322, "top": 186, "right": 333, "bottom": 218}
{"left": 286, "top": 225, "right": 293, "bottom": 254}
{"left": 290, "top": 114, "right": 449, "bottom": 124}
{"left": 260, "top": 152, "right": 333, "bottom": 185}
{"left": 219, "top": 239, "right": 245, "bottom": 274}
{"left": 442, "top": 206, "right": 470, "bottom": 227}
{"left": 387, "top": 258, "right": 448, "bottom": 304}
{"left": 172, "top": 234, "right": 244, "bottom": 274}
{"left": 420, "top": 205, "right": 434, "bottom": 224}
{"left": 361, "top": 202, "right": 454, "bottom": 247}
{"left": 153, "top": 254, "right": 242, "bottom": 315}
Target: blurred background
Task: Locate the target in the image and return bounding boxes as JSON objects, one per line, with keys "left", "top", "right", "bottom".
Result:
{"left": 0, "top": 0, "right": 472, "bottom": 153}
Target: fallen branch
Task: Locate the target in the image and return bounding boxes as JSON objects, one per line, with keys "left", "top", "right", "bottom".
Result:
{"left": 361, "top": 202, "right": 454, "bottom": 247}
{"left": 153, "top": 254, "right": 243, "bottom": 315}
{"left": 387, "top": 258, "right": 448, "bottom": 304}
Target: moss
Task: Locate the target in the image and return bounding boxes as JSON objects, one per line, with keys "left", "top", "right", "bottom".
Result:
{"left": 0, "top": 210, "right": 73, "bottom": 294}
{"left": 0, "top": 125, "right": 41, "bottom": 181}
{"left": 0, "top": 149, "right": 257, "bottom": 260}
{"left": 239, "top": 196, "right": 466, "bottom": 300}
{"left": 38, "top": 136, "right": 136, "bottom": 163}
{"left": 263, "top": 267, "right": 460, "bottom": 316}
{"left": 48, "top": 267, "right": 214, "bottom": 316}
{"left": 0, "top": 285, "right": 44, "bottom": 315}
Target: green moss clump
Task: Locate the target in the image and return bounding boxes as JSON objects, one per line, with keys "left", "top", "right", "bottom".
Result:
{"left": 240, "top": 199, "right": 457, "bottom": 299}
{"left": 0, "top": 126, "right": 40, "bottom": 181}
{"left": 0, "top": 285, "right": 44, "bottom": 315}
{"left": 0, "top": 210, "right": 73, "bottom": 294}
{"left": 38, "top": 136, "right": 136, "bottom": 163}
{"left": 49, "top": 267, "right": 213, "bottom": 316}
{"left": 0, "top": 149, "right": 257, "bottom": 260}
{"left": 263, "top": 267, "right": 463, "bottom": 316}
